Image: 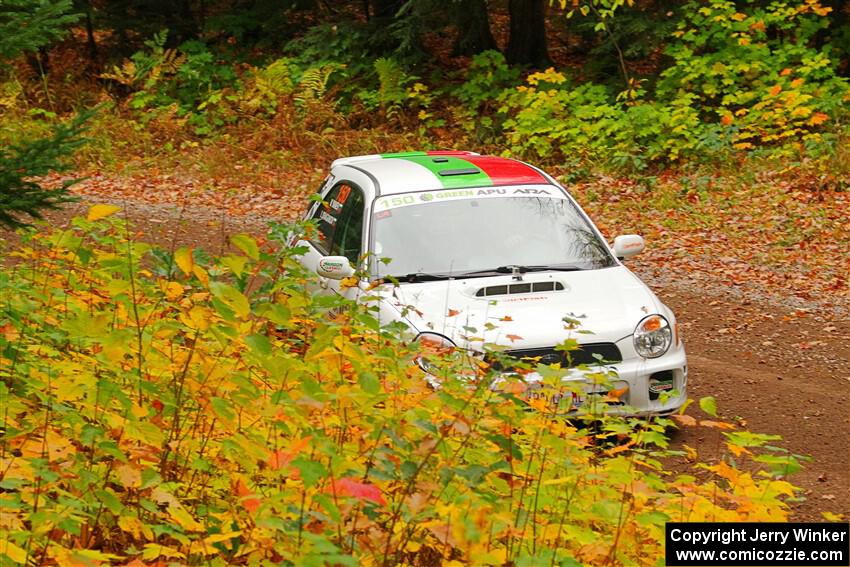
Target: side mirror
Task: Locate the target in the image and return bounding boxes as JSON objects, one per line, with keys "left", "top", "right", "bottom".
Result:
{"left": 613, "top": 234, "right": 645, "bottom": 260}
{"left": 316, "top": 256, "right": 355, "bottom": 280}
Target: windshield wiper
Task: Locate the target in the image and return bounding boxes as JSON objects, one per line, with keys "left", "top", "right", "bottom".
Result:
{"left": 384, "top": 272, "right": 453, "bottom": 283}
{"left": 458, "top": 264, "right": 585, "bottom": 277}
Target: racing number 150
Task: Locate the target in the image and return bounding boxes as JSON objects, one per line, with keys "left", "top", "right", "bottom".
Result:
{"left": 380, "top": 195, "right": 415, "bottom": 208}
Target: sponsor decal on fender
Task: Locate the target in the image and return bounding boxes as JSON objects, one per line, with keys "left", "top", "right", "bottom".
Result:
{"left": 319, "top": 259, "right": 345, "bottom": 273}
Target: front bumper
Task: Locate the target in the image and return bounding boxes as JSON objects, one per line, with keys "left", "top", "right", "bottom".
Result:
{"left": 501, "top": 344, "right": 688, "bottom": 416}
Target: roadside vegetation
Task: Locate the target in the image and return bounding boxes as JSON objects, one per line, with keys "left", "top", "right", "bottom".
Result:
{"left": 1, "top": 0, "right": 848, "bottom": 564}
{"left": 0, "top": 212, "right": 807, "bottom": 565}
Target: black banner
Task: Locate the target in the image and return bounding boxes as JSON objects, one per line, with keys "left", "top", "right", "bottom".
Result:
{"left": 666, "top": 522, "right": 849, "bottom": 566}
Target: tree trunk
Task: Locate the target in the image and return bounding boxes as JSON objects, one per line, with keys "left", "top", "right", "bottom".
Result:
{"left": 368, "top": 0, "right": 409, "bottom": 53}
{"left": 452, "top": 0, "right": 497, "bottom": 56}
{"left": 506, "top": 0, "right": 550, "bottom": 67}
{"left": 84, "top": 2, "right": 97, "bottom": 62}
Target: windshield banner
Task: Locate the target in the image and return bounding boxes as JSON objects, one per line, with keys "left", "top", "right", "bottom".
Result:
{"left": 374, "top": 186, "right": 563, "bottom": 211}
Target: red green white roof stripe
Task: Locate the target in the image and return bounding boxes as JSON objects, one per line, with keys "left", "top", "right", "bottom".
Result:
{"left": 367, "top": 151, "right": 548, "bottom": 189}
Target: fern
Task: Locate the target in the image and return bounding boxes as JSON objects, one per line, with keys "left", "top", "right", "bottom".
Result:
{"left": 374, "top": 57, "right": 409, "bottom": 120}
{"left": 294, "top": 63, "right": 344, "bottom": 106}
{"left": 100, "top": 30, "right": 185, "bottom": 90}
{"left": 240, "top": 58, "right": 295, "bottom": 113}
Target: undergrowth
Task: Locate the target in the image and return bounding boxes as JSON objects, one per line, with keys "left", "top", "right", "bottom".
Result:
{"left": 3, "top": 0, "right": 850, "bottom": 182}
{"left": 0, "top": 208, "right": 807, "bottom": 565}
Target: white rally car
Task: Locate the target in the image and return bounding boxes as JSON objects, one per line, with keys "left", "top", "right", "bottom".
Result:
{"left": 293, "top": 151, "right": 687, "bottom": 415}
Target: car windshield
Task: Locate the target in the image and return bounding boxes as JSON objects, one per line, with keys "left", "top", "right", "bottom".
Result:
{"left": 370, "top": 189, "right": 616, "bottom": 279}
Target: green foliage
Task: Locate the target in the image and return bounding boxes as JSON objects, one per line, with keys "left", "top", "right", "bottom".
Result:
{"left": 294, "top": 62, "right": 345, "bottom": 106}
{"left": 0, "top": 0, "right": 80, "bottom": 61}
{"left": 6, "top": 0, "right": 850, "bottom": 171}
{"left": 102, "top": 31, "right": 239, "bottom": 135}
{"left": 498, "top": 70, "right": 701, "bottom": 171}
{"left": 284, "top": 22, "right": 373, "bottom": 78}
{"left": 657, "top": 0, "right": 850, "bottom": 150}
{"left": 0, "top": 112, "right": 88, "bottom": 228}
{"left": 238, "top": 57, "right": 296, "bottom": 115}
{"left": 0, "top": 213, "right": 802, "bottom": 565}
{"left": 356, "top": 57, "right": 415, "bottom": 121}
{"left": 456, "top": 50, "right": 521, "bottom": 110}
{"left": 451, "top": 50, "right": 520, "bottom": 142}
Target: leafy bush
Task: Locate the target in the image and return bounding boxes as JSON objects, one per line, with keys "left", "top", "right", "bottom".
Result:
{"left": 0, "top": 209, "right": 803, "bottom": 565}
{"left": 0, "top": 111, "right": 88, "bottom": 228}
{"left": 497, "top": 69, "right": 701, "bottom": 171}
{"left": 657, "top": 0, "right": 850, "bottom": 151}
{"left": 0, "top": 0, "right": 80, "bottom": 61}
{"left": 451, "top": 50, "right": 520, "bottom": 143}
{"left": 102, "top": 32, "right": 240, "bottom": 135}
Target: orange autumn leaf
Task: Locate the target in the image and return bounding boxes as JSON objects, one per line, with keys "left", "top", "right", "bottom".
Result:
{"left": 330, "top": 477, "right": 386, "bottom": 506}
{"left": 727, "top": 442, "right": 752, "bottom": 457}
{"left": 769, "top": 84, "right": 782, "bottom": 96}
{"left": 505, "top": 334, "right": 523, "bottom": 342}
{"left": 268, "top": 437, "right": 312, "bottom": 470}
{"left": 672, "top": 414, "right": 697, "bottom": 427}
{"left": 447, "top": 309, "right": 461, "bottom": 317}
{"left": 234, "top": 479, "right": 261, "bottom": 513}
{"left": 1, "top": 322, "right": 18, "bottom": 341}
{"left": 809, "top": 112, "right": 829, "bottom": 125}
{"left": 700, "top": 420, "right": 736, "bottom": 430}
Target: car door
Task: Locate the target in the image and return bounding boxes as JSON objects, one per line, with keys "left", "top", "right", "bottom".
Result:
{"left": 298, "top": 178, "right": 366, "bottom": 300}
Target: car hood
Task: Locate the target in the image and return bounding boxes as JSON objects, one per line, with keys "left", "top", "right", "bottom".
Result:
{"left": 375, "top": 266, "right": 663, "bottom": 351}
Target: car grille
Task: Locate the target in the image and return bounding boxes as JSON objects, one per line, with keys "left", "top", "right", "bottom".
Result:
{"left": 490, "top": 343, "right": 623, "bottom": 370}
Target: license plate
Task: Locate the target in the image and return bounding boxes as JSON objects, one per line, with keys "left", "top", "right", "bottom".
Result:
{"left": 525, "top": 388, "right": 593, "bottom": 411}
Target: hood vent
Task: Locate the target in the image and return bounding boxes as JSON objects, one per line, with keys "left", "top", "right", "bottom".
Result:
{"left": 476, "top": 281, "right": 564, "bottom": 297}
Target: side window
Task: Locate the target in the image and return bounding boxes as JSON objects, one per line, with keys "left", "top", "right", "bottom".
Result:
{"left": 310, "top": 182, "right": 364, "bottom": 263}
{"left": 332, "top": 188, "right": 364, "bottom": 263}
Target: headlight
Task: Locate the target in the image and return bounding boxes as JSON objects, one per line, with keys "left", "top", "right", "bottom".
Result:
{"left": 414, "top": 332, "right": 456, "bottom": 373}
{"left": 633, "top": 315, "right": 672, "bottom": 358}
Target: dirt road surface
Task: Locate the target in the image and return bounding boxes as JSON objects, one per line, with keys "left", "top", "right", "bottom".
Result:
{"left": 3, "top": 198, "right": 848, "bottom": 521}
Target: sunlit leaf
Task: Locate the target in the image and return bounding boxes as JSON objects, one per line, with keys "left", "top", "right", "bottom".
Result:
{"left": 87, "top": 204, "right": 122, "bottom": 221}
{"left": 174, "top": 247, "right": 194, "bottom": 276}
{"left": 699, "top": 396, "right": 718, "bottom": 417}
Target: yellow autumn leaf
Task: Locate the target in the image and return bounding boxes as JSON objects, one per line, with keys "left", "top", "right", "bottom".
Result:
{"left": 168, "top": 505, "right": 205, "bottom": 532}
{"left": 115, "top": 464, "right": 142, "bottom": 488}
{"left": 87, "top": 204, "right": 122, "bottom": 221}
{"left": 118, "top": 515, "right": 151, "bottom": 539}
{"left": 174, "top": 247, "right": 194, "bottom": 276}
{"left": 192, "top": 264, "right": 210, "bottom": 286}
{"left": 159, "top": 280, "right": 184, "bottom": 301}
{"left": 340, "top": 276, "right": 359, "bottom": 289}
{"left": 141, "top": 544, "right": 185, "bottom": 561}
{"left": 205, "top": 530, "right": 242, "bottom": 545}
{"left": 0, "top": 540, "right": 28, "bottom": 563}
{"left": 179, "top": 305, "right": 213, "bottom": 330}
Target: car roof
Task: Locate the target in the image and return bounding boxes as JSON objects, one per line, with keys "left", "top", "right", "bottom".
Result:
{"left": 331, "top": 151, "right": 554, "bottom": 196}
